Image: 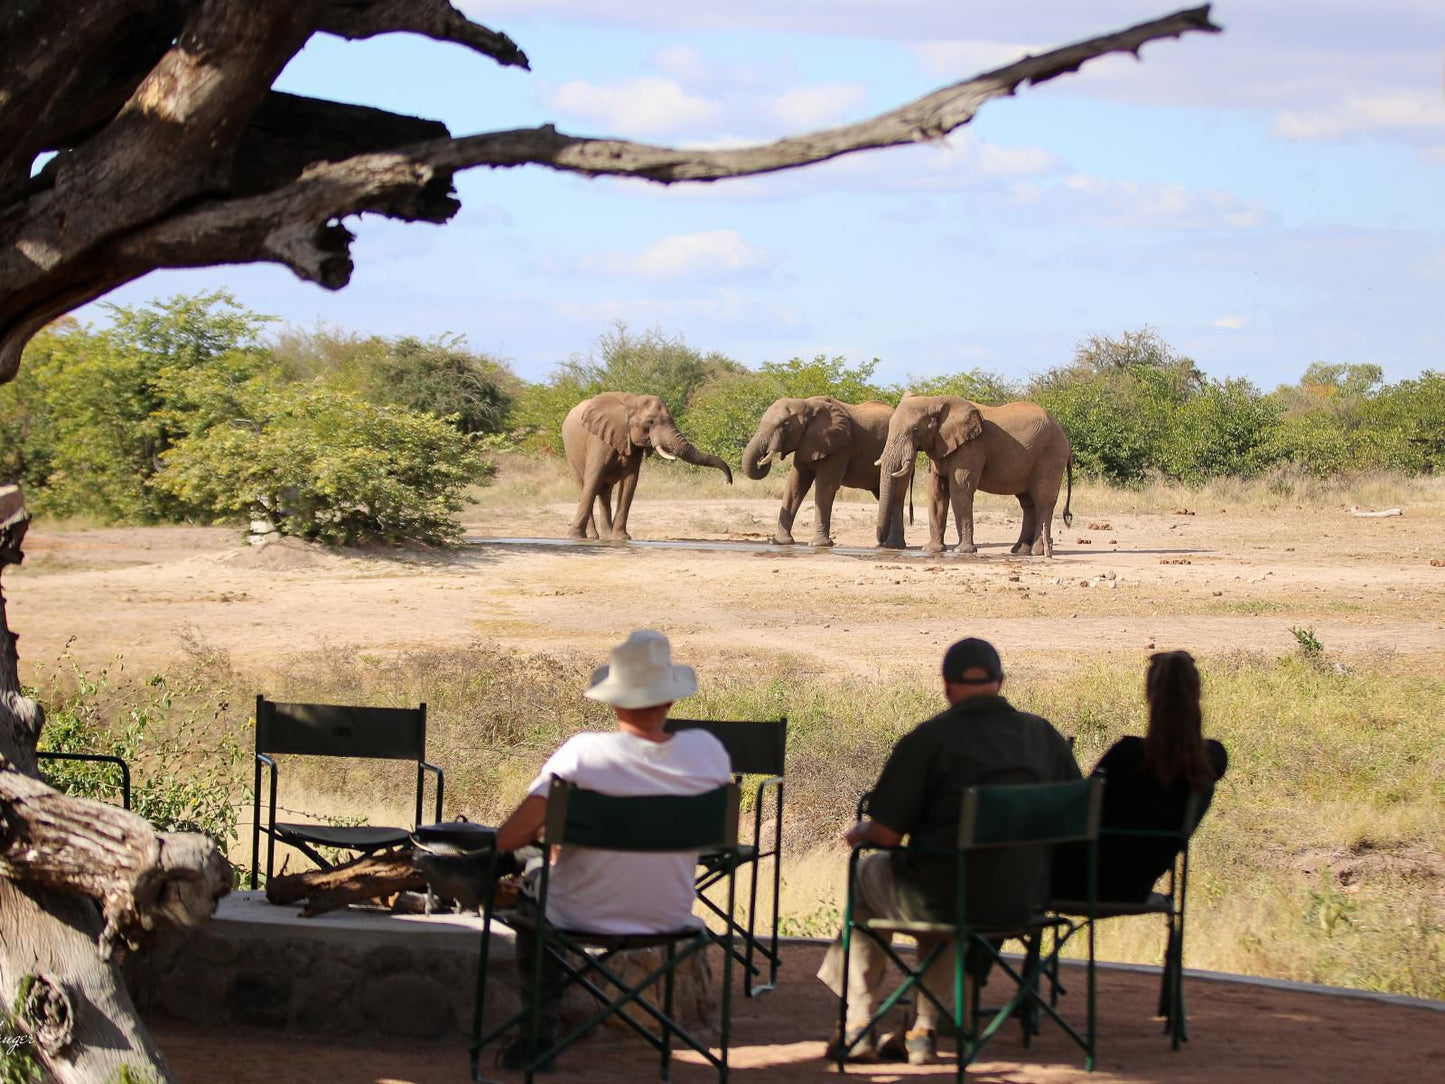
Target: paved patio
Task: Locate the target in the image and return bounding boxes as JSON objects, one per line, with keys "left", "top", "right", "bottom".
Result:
{"left": 149, "top": 941, "right": 1443, "bottom": 1083}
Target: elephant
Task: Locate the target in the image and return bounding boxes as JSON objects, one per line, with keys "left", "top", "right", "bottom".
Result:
{"left": 876, "top": 394, "right": 1073, "bottom": 557}
{"left": 562, "top": 391, "right": 732, "bottom": 541}
{"left": 741, "top": 396, "right": 907, "bottom": 547}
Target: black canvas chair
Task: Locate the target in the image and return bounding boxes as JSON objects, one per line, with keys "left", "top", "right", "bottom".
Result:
{"left": 36, "top": 751, "right": 131, "bottom": 809}
{"left": 1048, "top": 786, "right": 1212, "bottom": 1049}
{"left": 836, "top": 778, "right": 1102, "bottom": 1079}
{"left": 471, "top": 778, "right": 742, "bottom": 1083}
{"left": 665, "top": 716, "right": 787, "bottom": 996}
{"left": 250, "top": 696, "right": 443, "bottom": 888}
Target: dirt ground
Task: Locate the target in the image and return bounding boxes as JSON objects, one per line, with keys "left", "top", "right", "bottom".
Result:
{"left": 9, "top": 487, "right": 1445, "bottom": 1082}
{"left": 9, "top": 490, "right": 1445, "bottom": 687}
{"left": 148, "top": 942, "right": 1445, "bottom": 1083}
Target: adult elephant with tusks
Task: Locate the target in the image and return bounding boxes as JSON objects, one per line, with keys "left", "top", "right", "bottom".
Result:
{"left": 742, "top": 396, "right": 905, "bottom": 547}
{"left": 562, "top": 391, "right": 732, "bottom": 541}
{"left": 876, "top": 393, "right": 1073, "bottom": 557}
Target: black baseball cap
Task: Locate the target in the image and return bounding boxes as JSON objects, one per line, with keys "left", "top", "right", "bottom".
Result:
{"left": 942, "top": 637, "right": 1003, "bottom": 684}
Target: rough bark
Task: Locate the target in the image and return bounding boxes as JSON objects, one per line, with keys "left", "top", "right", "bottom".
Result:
{"left": 0, "top": 2, "right": 1221, "bottom": 381}
{"left": 1, "top": 487, "right": 230, "bottom": 1083}
{"left": 265, "top": 849, "right": 423, "bottom": 916}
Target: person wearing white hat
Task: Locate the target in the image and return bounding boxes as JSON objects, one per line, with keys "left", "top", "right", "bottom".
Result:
{"left": 493, "top": 629, "right": 730, "bottom": 1069}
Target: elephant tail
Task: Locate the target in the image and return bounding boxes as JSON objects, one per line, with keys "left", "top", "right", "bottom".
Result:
{"left": 1062, "top": 455, "right": 1074, "bottom": 528}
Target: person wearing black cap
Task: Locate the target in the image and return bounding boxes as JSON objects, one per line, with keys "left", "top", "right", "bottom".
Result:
{"left": 819, "top": 637, "right": 1079, "bottom": 1065}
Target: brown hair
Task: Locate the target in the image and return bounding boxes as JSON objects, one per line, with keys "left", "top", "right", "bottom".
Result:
{"left": 1142, "top": 650, "right": 1215, "bottom": 792}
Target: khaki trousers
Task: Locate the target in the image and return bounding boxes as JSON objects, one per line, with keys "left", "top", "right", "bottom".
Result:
{"left": 816, "top": 852, "right": 960, "bottom": 1030}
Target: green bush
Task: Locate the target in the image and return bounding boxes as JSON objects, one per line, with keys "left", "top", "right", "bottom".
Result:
{"left": 1161, "top": 378, "right": 1283, "bottom": 483}
{"left": 7, "top": 292, "right": 271, "bottom": 520}
{"left": 153, "top": 380, "right": 493, "bottom": 545}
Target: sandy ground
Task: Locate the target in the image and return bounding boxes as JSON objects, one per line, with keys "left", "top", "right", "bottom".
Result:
{"left": 8, "top": 492, "right": 1445, "bottom": 688}
{"left": 149, "top": 942, "right": 1445, "bottom": 1083}
{"left": 8, "top": 487, "right": 1444, "bottom": 1082}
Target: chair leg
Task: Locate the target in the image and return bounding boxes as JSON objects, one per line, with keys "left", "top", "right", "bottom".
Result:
{"left": 662, "top": 941, "right": 676, "bottom": 1081}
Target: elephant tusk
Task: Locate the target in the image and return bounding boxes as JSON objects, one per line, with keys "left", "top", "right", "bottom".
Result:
{"left": 757, "top": 450, "right": 775, "bottom": 466}
{"left": 890, "top": 464, "right": 911, "bottom": 479}
{"left": 874, "top": 458, "right": 883, "bottom": 467}
{"left": 655, "top": 447, "right": 678, "bottom": 461}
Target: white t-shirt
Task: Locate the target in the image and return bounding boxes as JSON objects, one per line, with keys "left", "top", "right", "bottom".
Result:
{"left": 527, "top": 729, "right": 731, "bottom": 935}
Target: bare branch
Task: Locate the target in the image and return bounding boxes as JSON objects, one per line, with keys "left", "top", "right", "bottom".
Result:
{"left": 0, "top": 5, "right": 1220, "bottom": 382}
{"left": 318, "top": 0, "right": 529, "bottom": 70}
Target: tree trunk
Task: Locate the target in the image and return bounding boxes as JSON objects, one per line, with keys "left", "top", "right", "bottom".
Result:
{"left": 0, "top": 486, "right": 230, "bottom": 1083}
{"left": 266, "top": 850, "right": 424, "bottom": 916}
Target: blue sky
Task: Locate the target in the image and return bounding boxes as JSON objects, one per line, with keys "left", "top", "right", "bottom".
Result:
{"left": 79, "top": 2, "right": 1445, "bottom": 390}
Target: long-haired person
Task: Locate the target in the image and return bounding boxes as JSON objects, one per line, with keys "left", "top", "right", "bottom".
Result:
{"left": 1052, "top": 650, "right": 1228, "bottom": 902}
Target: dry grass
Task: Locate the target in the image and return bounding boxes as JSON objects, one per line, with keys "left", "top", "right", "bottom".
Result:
{"left": 46, "top": 634, "right": 1440, "bottom": 998}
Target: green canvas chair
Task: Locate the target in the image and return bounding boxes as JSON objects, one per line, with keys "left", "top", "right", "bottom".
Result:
{"left": 836, "top": 778, "right": 1103, "bottom": 1079}
{"left": 250, "top": 696, "right": 443, "bottom": 887}
{"left": 1048, "top": 786, "right": 1212, "bottom": 1049}
{"left": 665, "top": 716, "right": 788, "bottom": 996}
{"left": 471, "top": 778, "right": 743, "bottom": 1084}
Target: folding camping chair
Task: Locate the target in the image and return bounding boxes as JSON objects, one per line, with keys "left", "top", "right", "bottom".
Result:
{"left": 250, "top": 696, "right": 443, "bottom": 887}
{"left": 836, "top": 778, "right": 1102, "bottom": 1079}
{"left": 665, "top": 716, "right": 787, "bottom": 996}
{"left": 471, "top": 778, "right": 742, "bottom": 1083}
{"left": 1048, "top": 786, "right": 1212, "bottom": 1049}
{"left": 36, "top": 750, "right": 132, "bottom": 809}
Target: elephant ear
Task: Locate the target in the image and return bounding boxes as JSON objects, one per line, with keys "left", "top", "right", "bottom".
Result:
{"left": 580, "top": 393, "right": 633, "bottom": 456}
{"left": 802, "top": 398, "right": 851, "bottom": 462}
{"left": 938, "top": 399, "right": 984, "bottom": 456}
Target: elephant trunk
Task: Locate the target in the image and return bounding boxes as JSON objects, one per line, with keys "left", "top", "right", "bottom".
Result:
{"left": 657, "top": 425, "right": 734, "bottom": 485}
{"left": 876, "top": 432, "right": 915, "bottom": 544}
{"left": 742, "top": 425, "right": 783, "bottom": 480}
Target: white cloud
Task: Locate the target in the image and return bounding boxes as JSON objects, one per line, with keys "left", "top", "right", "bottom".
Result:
{"left": 541, "top": 77, "right": 719, "bottom": 136}
{"left": 577, "top": 229, "right": 771, "bottom": 279}
{"left": 770, "top": 83, "right": 868, "bottom": 128}
{"left": 1273, "top": 90, "right": 1445, "bottom": 142}
{"left": 1060, "top": 175, "right": 1271, "bottom": 230}
{"left": 1212, "top": 315, "right": 1248, "bottom": 330}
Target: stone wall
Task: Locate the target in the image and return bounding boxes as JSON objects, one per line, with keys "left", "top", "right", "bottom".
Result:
{"left": 126, "top": 891, "right": 717, "bottom": 1042}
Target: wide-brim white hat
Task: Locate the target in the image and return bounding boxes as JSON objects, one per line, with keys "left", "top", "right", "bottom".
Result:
{"left": 584, "top": 629, "right": 698, "bottom": 709}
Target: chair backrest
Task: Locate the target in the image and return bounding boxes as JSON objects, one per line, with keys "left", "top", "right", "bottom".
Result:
{"left": 959, "top": 778, "right": 1103, "bottom": 850}
{"left": 664, "top": 717, "right": 787, "bottom": 777}
{"left": 543, "top": 778, "right": 741, "bottom": 852}
{"left": 255, "top": 696, "right": 427, "bottom": 760}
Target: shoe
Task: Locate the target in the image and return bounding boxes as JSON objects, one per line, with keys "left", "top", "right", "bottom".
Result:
{"left": 497, "top": 1035, "right": 557, "bottom": 1073}
{"left": 875, "top": 1029, "right": 907, "bottom": 1062}
{"left": 905, "top": 1027, "right": 938, "bottom": 1066}
{"left": 824, "top": 1024, "right": 878, "bottom": 1062}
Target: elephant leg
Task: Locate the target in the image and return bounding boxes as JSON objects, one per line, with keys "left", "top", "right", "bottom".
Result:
{"left": 1012, "top": 493, "right": 1038, "bottom": 555}
{"left": 811, "top": 468, "right": 841, "bottom": 546}
{"left": 569, "top": 473, "right": 601, "bottom": 540}
{"left": 924, "top": 464, "right": 949, "bottom": 555}
{"left": 592, "top": 483, "right": 616, "bottom": 539}
{"left": 610, "top": 463, "right": 642, "bottom": 541}
{"left": 775, "top": 468, "right": 813, "bottom": 545}
{"left": 952, "top": 471, "right": 978, "bottom": 554}
{"left": 1029, "top": 478, "right": 1063, "bottom": 557}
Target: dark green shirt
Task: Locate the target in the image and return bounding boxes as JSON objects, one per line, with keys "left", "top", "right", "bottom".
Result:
{"left": 866, "top": 694, "right": 1081, "bottom": 927}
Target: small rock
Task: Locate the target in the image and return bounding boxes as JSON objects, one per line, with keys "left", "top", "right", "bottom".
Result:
{"left": 1144, "top": 639, "right": 1155, "bottom": 649}
{"left": 1076, "top": 538, "right": 1092, "bottom": 544}
{"left": 1007, "top": 574, "right": 1021, "bottom": 582}
{"left": 1078, "top": 579, "right": 1090, "bottom": 587}
{"left": 1087, "top": 522, "right": 1112, "bottom": 531}
{"left": 1212, "top": 590, "right": 1223, "bottom": 596}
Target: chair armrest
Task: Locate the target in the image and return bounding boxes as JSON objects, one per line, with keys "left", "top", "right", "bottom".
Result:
{"left": 36, "top": 751, "right": 132, "bottom": 811}
{"left": 421, "top": 760, "right": 445, "bottom": 823}
{"left": 855, "top": 789, "right": 874, "bottom": 821}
